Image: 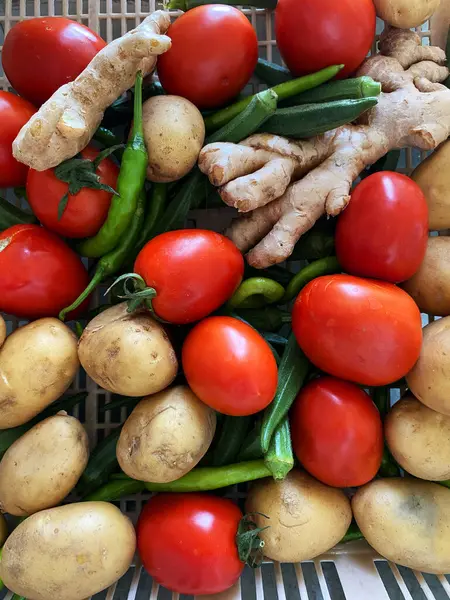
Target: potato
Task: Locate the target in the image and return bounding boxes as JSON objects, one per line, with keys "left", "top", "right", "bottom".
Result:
{"left": 0, "top": 413, "right": 89, "bottom": 516}
{"left": 406, "top": 316, "right": 450, "bottom": 415}
{"left": 373, "top": 0, "right": 440, "bottom": 28}
{"left": 402, "top": 237, "right": 450, "bottom": 316}
{"left": 0, "top": 501, "right": 136, "bottom": 600}
{"left": 385, "top": 395, "right": 450, "bottom": 480}
{"left": 78, "top": 303, "right": 178, "bottom": 396}
{"left": 0, "top": 318, "right": 79, "bottom": 429}
{"left": 117, "top": 385, "right": 216, "bottom": 482}
{"left": 245, "top": 470, "right": 352, "bottom": 562}
{"left": 143, "top": 95, "right": 205, "bottom": 183}
{"left": 353, "top": 478, "right": 450, "bottom": 574}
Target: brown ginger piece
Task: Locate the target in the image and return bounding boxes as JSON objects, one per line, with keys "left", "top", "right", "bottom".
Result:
{"left": 12, "top": 11, "right": 171, "bottom": 171}
{"left": 198, "top": 27, "right": 450, "bottom": 268}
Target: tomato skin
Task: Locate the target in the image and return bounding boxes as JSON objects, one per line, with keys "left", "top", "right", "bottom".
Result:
{"left": 0, "top": 92, "right": 36, "bottom": 188}
{"left": 27, "top": 147, "right": 118, "bottom": 238}
{"left": 137, "top": 493, "right": 244, "bottom": 595}
{"left": 0, "top": 224, "right": 89, "bottom": 319}
{"left": 134, "top": 230, "right": 244, "bottom": 324}
{"left": 157, "top": 6, "right": 258, "bottom": 109}
{"left": 336, "top": 172, "right": 428, "bottom": 283}
{"left": 292, "top": 274, "right": 422, "bottom": 386}
{"left": 275, "top": 0, "right": 376, "bottom": 79}
{"left": 291, "top": 376, "right": 383, "bottom": 487}
{"left": 182, "top": 316, "right": 278, "bottom": 416}
{"left": 2, "top": 18, "right": 105, "bottom": 106}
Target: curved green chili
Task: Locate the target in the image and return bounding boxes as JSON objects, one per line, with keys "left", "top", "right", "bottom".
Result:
{"left": 283, "top": 256, "right": 341, "bottom": 303}
{"left": 228, "top": 277, "right": 285, "bottom": 310}
{"left": 0, "top": 196, "right": 36, "bottom": 231}
{"left": 79, "top": 72, "right": 148, "bottom": 258}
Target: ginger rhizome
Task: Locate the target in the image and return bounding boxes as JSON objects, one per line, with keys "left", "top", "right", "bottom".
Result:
{"left": 199, "top": 27, "right": 450, "bottom": 268}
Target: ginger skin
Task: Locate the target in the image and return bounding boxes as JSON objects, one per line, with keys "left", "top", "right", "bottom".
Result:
{"left": 198, "top": 27, "right": 450, "bottom": 268}
{"left": 13, "top": 11, "right": 171, "bottom": 171}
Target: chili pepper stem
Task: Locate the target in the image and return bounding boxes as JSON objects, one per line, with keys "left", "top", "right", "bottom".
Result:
{"left": 59, "top": 266, "right": 105, "bottom": 322}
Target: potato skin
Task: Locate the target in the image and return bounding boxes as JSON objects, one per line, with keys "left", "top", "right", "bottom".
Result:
{"left": 0, "top": 414, "right": 89, "bottom": 516}
{"left": 245, "top": 470, "right": 352, "bottom": 562}
{"left": 0, "top": 318, "right": 79, "bottom": 428}
{"left": 78, "top": 303, "right": 178, "bottom": 396}
{"left": 353, "top": 478, "right": 450, "bottom": 574}
{"left": 373, "top": 0, "right": 440, "bottom": 28}
{"left": 117, "top": 385, "right": 216, "bottom": 482}
{"left": 0, "top": 315, "right": 6, "bottom": 347}
{"left": 0, "top": 501, "right": 136, "bottom": 600}
{"left": 406, "top": 317, "right": 450, "bottom": 416}
{"left": 143, "top": 95, "right": 205, "bottom": 183}
{"left": 402, "top": 237, "right": 450, "bottom": 316}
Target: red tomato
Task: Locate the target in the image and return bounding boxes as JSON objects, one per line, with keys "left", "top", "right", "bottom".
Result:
{"left": 0, "top": 92, "right": 36, "bottom": 188}
{"left": 182, "top": 316, "right": 278, "bottom": 416}
{"left": 2, "top": 18, "right": 105, "bottom": 106}
{"left": 336, "top": 172, "right": 428, "bottom": 283}
{"left": 0, "top": 224, "right": 89, "bottom": 319}
{"left": 27, "top": 146, "right": 118, "bottom": 238}
{"left": 134, "top": 230, "right": 244, "bottom": 324}
{"left": 275, "top": 0, "right": 376, "bottom": 79}
{"left": 157, "top": 6, "right": 258, "bottom": 109}
{"left": 138, "top": 493, "right": 244, "bottom": 595}
{"left": 292, "top": 274, "right": 422, "bottom": 386}
{"left": 291, "top": 376, "right": 383, "bottom": 487}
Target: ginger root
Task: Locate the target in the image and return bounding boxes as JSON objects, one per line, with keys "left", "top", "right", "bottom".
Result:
{"left": 13, "top": 11, "right": 171, "bottom": 171}
{"left": 199, "top": 27, "right": 450, "bottom": 268}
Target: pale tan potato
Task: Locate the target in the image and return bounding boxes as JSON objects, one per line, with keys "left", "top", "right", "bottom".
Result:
{"left": 117, "top": 385, "right": 216, "bottom": 482}
{"left": 373, "top": 0, "right": 440, "bottom": 28}
{"left": 0, "top": 514, "right": 8, "bottom": 546}
{"left": 245, "top": 470, "right": 352, "bottom": 563}
{"left": 406, "top": 316, "right": 450, "bottom": 415}
{"left": 353, "top": 478, "right": 450, "bottom": 574}
{"left": 0, "top": 413, "right": 89, "bottom": 516}
{"left": 143, "top": 95, "right": 205, "bottom": 182}
{"left": 385, "top": 395, "right": 450, "bottom": 480}
{"left": 0, "top": 501, "right": 136, "bottom": 600}
{"left": 402, "top": 237, "right": 450, "bottom": 316}
{"left": 0, "top": 318, "right": 79, "bottom": 429}
{"left": 0, "top": 315, "right": 6, "bottom": 347}
{"left": 78, "top": 303, "right": 178, "bottom": 396}
{"left": 412, "top": 140, "right": 450, "bottom": 230}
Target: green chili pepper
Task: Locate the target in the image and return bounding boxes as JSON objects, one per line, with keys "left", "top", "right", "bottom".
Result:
{"left": 135, "top": 183, "right": 167, "bottom": 251}
{"left": 77, "top": 427, "right": 123, "bottom": 497}
{"left": 79, "top": 72, "right": 148, "bottom": 258}
{"left": 264, "top": 416, "right": 294, "bottom": 480}
{"left": 341, "top": 522, "right": 364, "bottom": 543}
{"left": 245, "top": 264, "right": 293, "bottom": 286}
{"left": 283, "top": 256, "right": 341, "bottom": 303}
{"left": 93, "top": 126, "right": 124, "bottom": 153}
{"left": 84, "top": 478, "right": 146, "bottom": 501}
{"left": 228, "top": 277, "right": 285, "bottom": 310}
{"left": 0, "top": 197, "right": 36, "bottom": 231}
{"left": 211, "top": 416, "right": 252, "bottom": 467}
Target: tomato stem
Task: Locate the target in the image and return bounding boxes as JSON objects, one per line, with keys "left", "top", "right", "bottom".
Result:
{"left": 236, "top": 513, "right": 269, "bottom": 568}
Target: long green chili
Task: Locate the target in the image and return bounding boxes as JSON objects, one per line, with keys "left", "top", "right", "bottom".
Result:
{"left": 283, "top": 256, "right": 341, "bottom": 303}
{"left": 228, "top": 277, "right": 285, "bottom": 310}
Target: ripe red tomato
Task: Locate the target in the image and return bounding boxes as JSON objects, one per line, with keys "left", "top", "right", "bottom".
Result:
{"left": 27, "top": 146, "right": 118, "bottom": 239}
{"left": 157, "top": 6, "right": 258, "bottom": 109}
{"left": 0, "top": 92, "right": 36, "bottom": 188}
{"left": 275, "top": 0, "right": 376, "bottom": 79}
{"left": 182, "top": 316, "right": 278, "bottom": 416}
{"left": 292, "top": 274, "right": 422, "bottom": 386}
{"left": 138, "top": 494, "right": 244, "bottom": 595}
{"left": 291, "top": 376, "right": 383, "bottom": 487}
{"left": 0, "top": 224, "right": 89, "bottom": 319}
{"left": 336, "top": 172, "right": 428, "bottom": 283}
{"left": 2, "top": 18, "right": 105, "bottom": 106}
{"left": 134, "top": 230, "right": 244, "bottom": 324}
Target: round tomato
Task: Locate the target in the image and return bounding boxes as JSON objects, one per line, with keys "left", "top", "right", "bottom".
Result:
{"left": 134, "top": 230, "right": 244, "bottom": 324}
{"left": 292, "top": 274, "right": 422, "bottom": 386}
{"left": 0, "top": 92, "right": 36, "bottom": 188}
{"left": 275, "top": 0, "right": 376, "bottom": 79}
{"left": 0, "top": 224, "right": 89, "bottom": 319}
{"left": 27, "top": 146, "right": 118, "bottom": 238}
{"left": 336, "top": 172, "right": 428, "bottom": 283}
{"left": 2, "top": 18, "right": 105, "bottom": 106}
{"left": 157, "top": 6, "right": 258, "bottom": 109}
{"left": 137, "top": 493, "right": 244, "bottom": 595}
{"left": 182, "top": 316, "right": 278, "bottom": 416}
{"left": 291, "top": 376, "right": 383, "bottom": 487}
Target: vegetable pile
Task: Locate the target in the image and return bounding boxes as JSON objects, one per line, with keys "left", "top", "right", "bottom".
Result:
{"left": 0, "top": 0, "right": 449, "bottom": 597}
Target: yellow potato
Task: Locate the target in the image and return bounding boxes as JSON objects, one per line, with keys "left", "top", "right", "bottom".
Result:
{"left": 373, "top": 0, "right": 440, "bottom": 28}
{"left": 0, "top": 413, "right": 89, "bottom": 516}
{"left": 78, "top": 303, "right": 178, "bottom": 396}
{"left": 0, "top": 502, "right": 136, "bottom": 600}
{"left": 245, "top": 470, "right": 352, "bottom": 562}
{"left": 353, "top": 478, "right": 450, "bottom": 574}
{"left": 0, "top": 318, "right": 79, "bottom": 428}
